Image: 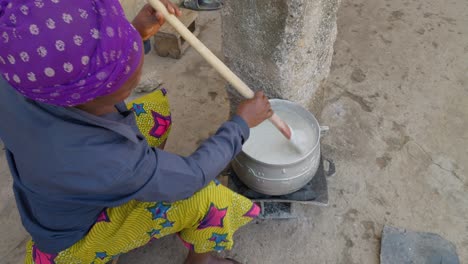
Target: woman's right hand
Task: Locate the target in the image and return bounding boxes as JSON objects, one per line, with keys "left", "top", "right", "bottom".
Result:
{"left": 132, "top": 1, "right": 182, "bottom": 41}
{"left": 236, "top": 92, "right": 273, "bottom": 128}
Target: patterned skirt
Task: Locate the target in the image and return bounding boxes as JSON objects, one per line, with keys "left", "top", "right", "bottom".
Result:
{"left": 25, "top": 89, "right": 259, "bottom": 264}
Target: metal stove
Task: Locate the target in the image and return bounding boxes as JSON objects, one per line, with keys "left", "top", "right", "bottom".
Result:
{"left": 227, "top": 156, "right": 335, "bottom": 219}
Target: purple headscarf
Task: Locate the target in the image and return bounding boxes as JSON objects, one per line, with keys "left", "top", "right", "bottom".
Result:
{"left": 0, "top": 0, "right": 142, "bottom": 106}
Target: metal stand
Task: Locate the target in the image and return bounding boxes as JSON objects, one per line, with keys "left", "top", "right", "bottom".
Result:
{"left": 227, "top": 157, "right": 335, "bottom": 219}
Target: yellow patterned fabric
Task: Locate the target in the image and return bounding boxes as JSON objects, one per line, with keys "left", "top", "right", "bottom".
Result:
{"left": 126, "top": 88, "right": 172, "bottom": 148}
{"left": 24, "top": 89, "right": 259, "bottom": 264}
{"left": 25, "top": 182, "right": 259, "bottom": 264}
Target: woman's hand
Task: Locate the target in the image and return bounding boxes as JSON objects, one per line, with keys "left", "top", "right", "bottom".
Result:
{"left": 132, "top": 1, "right": 182, "bottom": 41}
{"left": 236, "top": 92, "right": 273, "bottom": 128}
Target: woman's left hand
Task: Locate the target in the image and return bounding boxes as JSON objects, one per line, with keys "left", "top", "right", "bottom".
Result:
{"left": 132, "top": 1, "right": 182, "bottom": 41}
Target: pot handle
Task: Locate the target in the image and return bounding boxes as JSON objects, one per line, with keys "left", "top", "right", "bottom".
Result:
{"left": 320, "top": 126, "right": 329, "bottom": 137}
{"left": 324, "top": 158, "right": 336, "bottom": 177}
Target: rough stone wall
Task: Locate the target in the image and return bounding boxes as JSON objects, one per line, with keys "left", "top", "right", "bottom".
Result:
{"left": 222, "top": 0, "right": 341, "bottom": 114}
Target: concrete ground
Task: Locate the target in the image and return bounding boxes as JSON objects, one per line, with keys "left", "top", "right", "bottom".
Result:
{"left": 1, "top": 0, "right": 467, "bottom": 263}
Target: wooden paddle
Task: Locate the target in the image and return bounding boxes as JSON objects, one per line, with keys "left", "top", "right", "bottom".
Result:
{"left": 148, "top": 0, "right": 292, "bottom": 140}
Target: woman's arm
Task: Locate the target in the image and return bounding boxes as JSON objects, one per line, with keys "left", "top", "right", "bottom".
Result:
{"left": 121, "top": 93, "right": 272, "bottom": 203}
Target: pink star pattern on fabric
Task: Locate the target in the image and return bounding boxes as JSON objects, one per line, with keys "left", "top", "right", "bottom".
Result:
{"left": 243, "top": 203, "right": 260, "bottom": 218}
{"left": 32, "top": 244, "right": 57, "bottom": 264}
{"left": 198, "top": 203, "right": 227, "bottom": 230}
{"left": 177, "top": 234, "right": 195, "bottom": 251}
{"left": 96, "top": 210, "right": 110, "bottom": 223}
{"left": 149, "top": 110, "right": 171, "bottom": 139}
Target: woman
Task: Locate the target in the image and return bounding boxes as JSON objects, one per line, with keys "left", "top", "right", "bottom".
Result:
{"left": 0, "top": 0, "right": 272, "bottom": 263}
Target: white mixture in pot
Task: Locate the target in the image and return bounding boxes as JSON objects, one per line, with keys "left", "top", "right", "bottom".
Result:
{"left": 242, "top": 107, "right": 317, "bottom": 165}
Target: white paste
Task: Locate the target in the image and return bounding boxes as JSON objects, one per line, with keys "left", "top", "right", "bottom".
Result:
{"left": 243, "top": 107, "right": 317, "bottom": 165}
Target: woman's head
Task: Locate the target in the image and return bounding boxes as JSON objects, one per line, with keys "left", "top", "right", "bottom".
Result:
{"left": 0, "top": 0, "right": 143, "bottom": 107}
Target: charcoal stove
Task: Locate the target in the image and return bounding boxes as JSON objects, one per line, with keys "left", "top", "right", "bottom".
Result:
{"left": 227, "top": 156, "right": 335, "bottom": 219}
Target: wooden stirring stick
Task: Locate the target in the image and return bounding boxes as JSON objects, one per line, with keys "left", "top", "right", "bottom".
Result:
{"left": 148, "top": 0, "right": 292, "bottom": 140}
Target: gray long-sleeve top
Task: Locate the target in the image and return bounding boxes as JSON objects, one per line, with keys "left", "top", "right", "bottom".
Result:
{"left": 0, "top": 78, "right": 250, "bottom": 253}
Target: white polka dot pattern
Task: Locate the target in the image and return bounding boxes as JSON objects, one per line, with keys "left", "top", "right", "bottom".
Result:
{"left": 78, "top": 9, "right": 88, "bottom": 19}
{"left": 96, "top": 71, "right": 107, "bottom": 80}
{"left": 103, "top": 52, "right": 109, "bottom": 63}
{"left": 27, "top": 72, "right": 37, "bottom": 82}
{"left": 44, "top": 67, "right": 55, "bottom": 77}
{"left": 7, "top": 55, "right": 15, "bottom": 64}
{"left": 124, "top": 65, "right": 131, "bottom": 74}
{"left": 63, "top": 62, "right": 73, "bottom": 73}
{"left": 62, "top": 13, "right": 73, "bottom": 24}
{"left": 37, "top": 46, "right": 48, "bottom": 57}
{"left": 73, "top": 35, "right": 83, "bottom": 46}
{"left": 99, "top": 8, "right": 107, "bottom": 16}
{"left": 0, "top": 0, "right": 143, "bottom": 106}
{"left": 106, "top": 27, "right": 114, "bottom": 37}
{"left": 55, "top": 40, "right": 65, "bottom": 51}
{"left": 81, "top": 56, "right": 89, "bottom": 65}
{"left": 29, "top": 24, "right": 40, "bottom": 35}
{"left": 2, "top": 32, "right": 8, "bottom": 43}
{"left": 34, "top": 0, "right": 44, "bottom": 8}
{"left": 13, "top": 74, "right": 21, "bottom": 83}
{"left": 90, "top": 28, "right": 100, "bottom": 39}
{"left": 46, "top": 18, "right": 56, "bottom": 29}
{"left": 20, "top": 52, "right": 30, "bottom": 62}
{"left": 9, "top": 14, "right": 16, "bottom": 24}
{"left": 20, "top": 5, "right": 29, "bottom": 15}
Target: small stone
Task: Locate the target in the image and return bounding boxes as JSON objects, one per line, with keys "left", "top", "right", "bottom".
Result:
{"left": 416, "top": 28, "right": 425, "bottom": 35}
{"left": 351, "top": 68, "right": 366, "bottom": 83}
{"left": 135, "top": 71, "right": 163, "bottom": 93}
{"left": 381, "top": 225, "right": 460, "bottom": 264}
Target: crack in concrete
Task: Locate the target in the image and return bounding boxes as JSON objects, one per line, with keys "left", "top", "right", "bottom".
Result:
{"left": 431, "top": 161, "right": 463, "bottom": 182}
{"left": 4, "top": 236, "right": 29, "bottom": 259}
{"left": 342, "top": 90, "right": 373, "bottom": 112}
{"left": 410, "top": 141, "right": 464, "bottom": 183}
{"left": 326, "top": 82, "right": 374, "bottom": 112}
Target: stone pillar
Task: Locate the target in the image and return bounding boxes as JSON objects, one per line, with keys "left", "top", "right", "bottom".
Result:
{"left": 222, "top": 0, "right": 341, "bottom": 114}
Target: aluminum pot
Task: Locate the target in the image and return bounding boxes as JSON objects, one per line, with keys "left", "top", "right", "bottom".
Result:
{"left": 232, "top": 99, "right": 328, "bottom": 196}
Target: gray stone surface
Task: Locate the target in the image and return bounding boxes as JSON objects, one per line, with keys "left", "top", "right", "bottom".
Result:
{"left": 381, "top": 226, "right": 460, "bottom": 264}
{"left": 222, "top": 0, "right": 341, "bottom": 114}
{"left": 134, "top": 70, "right": 163, "bottom": 93}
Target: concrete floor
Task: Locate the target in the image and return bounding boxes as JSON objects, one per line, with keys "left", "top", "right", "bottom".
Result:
{"left": 1, "top": 0, "right": 467, "bottom": 263}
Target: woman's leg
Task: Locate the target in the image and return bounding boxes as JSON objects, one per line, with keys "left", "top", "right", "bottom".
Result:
{"left": 171, "top": 181, "right": 260, "bottom": 260}
{"left": 24, "top": 183, "right": 258, "bottom": 264}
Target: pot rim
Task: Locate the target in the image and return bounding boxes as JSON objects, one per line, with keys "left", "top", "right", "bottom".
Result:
{"left": 240, "top": 99, "right": 322, "bottom": 167}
